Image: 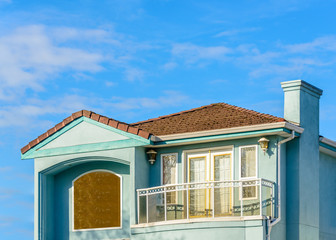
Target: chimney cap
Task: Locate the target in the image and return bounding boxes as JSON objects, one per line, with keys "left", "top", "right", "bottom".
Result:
{"left": 281, "top": 80, "right": 323, "bottom": 98}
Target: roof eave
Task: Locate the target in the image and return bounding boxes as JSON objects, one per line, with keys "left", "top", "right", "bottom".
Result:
{"left": 319, "top": 136, "right": 336, "bottom": 158}
{"left": 151, "top": 122, "right": 303, "bottom": 143}
{"left": 145, "top": 122, "right": 303, "bottom": 147}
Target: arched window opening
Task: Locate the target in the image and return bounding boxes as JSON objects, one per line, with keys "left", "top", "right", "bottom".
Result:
{"left": 73, "top": 170, "right": 121, "bottom": 230}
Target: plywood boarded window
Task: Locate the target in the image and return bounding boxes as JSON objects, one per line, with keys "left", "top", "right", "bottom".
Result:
{"left": 73, "top": 171, "right": 121, "bottom": 230}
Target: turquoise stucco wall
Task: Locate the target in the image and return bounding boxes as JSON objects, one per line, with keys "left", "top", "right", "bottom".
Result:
{"left": 319, "top": 152, "right": 336, "bottom": 240}
{"left": 54, "top": 161, "right": 130, "bottom": 240}
{"left": 131, "top": 220, "right": 265, "bottom": 240}
{"left": 282, "top": 80, "right": 322, "bottom": 240}
{"left": 33, "top": 134, "right": 283, "bottom": 240}
{"left": 150, "top": 136, "right": 279, "bottom": 186}
{"left": 34, "top": 147, "right": 137, "bottom": 240}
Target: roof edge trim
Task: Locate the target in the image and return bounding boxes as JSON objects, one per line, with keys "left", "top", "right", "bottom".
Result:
{"left": 319, "top": 137, "right": 336, "bottom": 152}
{"left": 151, "top": 122, "right": 304, "bottom": 142}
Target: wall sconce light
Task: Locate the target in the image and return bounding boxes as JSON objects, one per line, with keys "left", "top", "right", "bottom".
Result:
{"left": 258, "top": 137, "right": 270, "bottom": 153}
{"left": 146, "top": 149, "right": 157, "bottom": 165}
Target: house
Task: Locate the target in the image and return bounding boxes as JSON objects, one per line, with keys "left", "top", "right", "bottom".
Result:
{"left": 21, "top": 80, "right": 336, "bottom": 240}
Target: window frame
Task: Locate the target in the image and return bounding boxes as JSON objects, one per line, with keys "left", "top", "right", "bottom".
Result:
{"left": 71, "top": 169, "right": 123, "bottom": 232}
{"left": 182, "top": 146, "right": 234, "bottom": 184}
{"left": 239, "top": 145, "right": 258, "bottom": 200}
{"left": 160, "top": 153, "right": 178, "bottom": 186}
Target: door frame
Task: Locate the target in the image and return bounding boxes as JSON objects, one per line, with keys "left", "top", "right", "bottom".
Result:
{"left": 183, "top": 147, "right": 234, "bottom": 218}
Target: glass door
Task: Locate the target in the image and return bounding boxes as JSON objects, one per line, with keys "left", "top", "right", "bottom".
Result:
{"left": 188, "top": 154, "right": 207, "bottom": 218}
{"left": 212, "top": 153, "right": 232, "bottom": 216}
{"left": 187, "top": 150, "right": 232, "bottom": 218}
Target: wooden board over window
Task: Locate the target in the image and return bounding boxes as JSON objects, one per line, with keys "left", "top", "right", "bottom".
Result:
{"left": 73, "top": 171, "right": 121, "bottom": 230}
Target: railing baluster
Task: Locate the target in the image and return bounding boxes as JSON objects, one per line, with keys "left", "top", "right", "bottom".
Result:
{"left": 164, "top": 186, "right": 167, "bottom": 221}
{"left": 240, "top": 181, "right": 243, "bottom": 217}
{"left": 212, "top": 182, "right": 215, "bottom": 218}
{"left": 146, "top": 192, "right": 149, "bottom": 223}
{"left": 259, "top": 179, "right": 262, "bottom": 216}
{"left": 137, "top": 190, "right": 140, "bottom": 224}
{"left": 186, "top": 183, "right": 189, "bottom": 219}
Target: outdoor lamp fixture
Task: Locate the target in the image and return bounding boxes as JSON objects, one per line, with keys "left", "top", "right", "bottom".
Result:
{"left": 258, "top": 137, "right": 270, "bottom": 153}
{"left": 146, "top": 149, "right": 157, "bottom": 165}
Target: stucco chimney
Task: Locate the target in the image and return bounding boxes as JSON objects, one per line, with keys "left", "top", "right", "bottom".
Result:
{"left": 281, "top": 80, "right": 322, "bottom": 240}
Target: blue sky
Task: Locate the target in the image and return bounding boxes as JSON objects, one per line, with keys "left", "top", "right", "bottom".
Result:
{"left": 1, "top": 0, "right": 336, "bottom": 239}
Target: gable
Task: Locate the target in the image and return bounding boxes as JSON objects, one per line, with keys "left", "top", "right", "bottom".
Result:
{"left": 21, "top": 110, "right": 151, "bottom": 155}
{"left": 21, "top": 115, "right": 151, "bottom": 159}
{"left": 39, "top": 121, "right": 129, "bottom": 150}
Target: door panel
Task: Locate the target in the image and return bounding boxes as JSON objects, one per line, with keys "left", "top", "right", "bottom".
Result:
{"left": 189, "top": 156, "right": 207, "bottom": 218}
{"left": 187, "top": 151, "right": 232, "bottom": 218}
{"left": 213, "top": 154, "right": 232, "bottom": 216}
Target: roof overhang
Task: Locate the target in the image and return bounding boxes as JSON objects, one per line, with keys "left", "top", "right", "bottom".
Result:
{"left": 319, "top": 136, "right": 336, "bottom": 158}
{"left": 149, "top": 122, "right": 303, "bottom": 147}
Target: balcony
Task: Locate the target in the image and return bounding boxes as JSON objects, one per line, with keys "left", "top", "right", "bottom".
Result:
{"left": 136, "top": 178, "right": 275, "bottom": 225}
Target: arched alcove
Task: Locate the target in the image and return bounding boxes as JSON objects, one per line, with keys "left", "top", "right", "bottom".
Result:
{"left": 73, "top": 170, "right": 121, "bottom": 230}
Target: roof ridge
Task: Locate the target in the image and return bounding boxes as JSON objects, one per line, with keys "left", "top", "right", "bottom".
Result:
{"left": 21, "top": 110, "right": 152, "bottom": 154}
{"left": 131, "top": 102, "right": 284, "bottom": 125}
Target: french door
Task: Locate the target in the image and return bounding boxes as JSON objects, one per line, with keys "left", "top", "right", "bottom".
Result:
{"left": 187, "top": 151, "right": 232, "bottom": 218}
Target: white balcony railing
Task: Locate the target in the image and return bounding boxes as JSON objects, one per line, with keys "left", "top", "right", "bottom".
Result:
{"left": 137, "top": 178, "right": 275, "bottom": 224}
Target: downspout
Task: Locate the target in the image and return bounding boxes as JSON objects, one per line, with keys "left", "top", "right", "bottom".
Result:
{"left": 266, "top": 130, "right": 296, "bottom": 240}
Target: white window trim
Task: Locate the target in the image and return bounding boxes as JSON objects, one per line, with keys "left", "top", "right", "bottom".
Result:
{"left": 160, "top": 153, "right": 178, "bottom": 186}
{"left": 182, "top": 145, "right": 234, "bottom": 183}
{"left": 238, "top": 145, "right": 258, "bottom": 200}
{"left": 71, "top": 169, "right": 123, "bottom": 232}
{"left": 210, "top": 151, "right": 233, "bottom": 182}
{"left": 186, "top": 152, "right": 210, "bottom": 183}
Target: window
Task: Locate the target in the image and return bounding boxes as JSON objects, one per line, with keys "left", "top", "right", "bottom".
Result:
{"left": 239, "top": 146, "right": 258, "bottom": 199}
{"left": 161, "top": 153, "right": 177, "bottom": 204}
{"left": 72, "top": 170, "right": 122, "bottom": 231}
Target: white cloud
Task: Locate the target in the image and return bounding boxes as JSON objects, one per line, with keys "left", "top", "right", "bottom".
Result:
{"left": 215, "top": 27, "right": 260, "bottom": 37}
{"left": 0, "top": 94, "right": 88, "bottom": 128}
{"left": 0, "top": 187, "right": 17, "bottom": 200}
{"left": 0, "top": 25, "right": 104, "bottom": 95}
{"left": 283, "top": 36, "right": 336, "bottom": 53}
{"left": 0, "top": 91, "right": 192, "bottom": 128}
{"left": 172, "top": 43, "right": 232, "bottom": 64}
{"left": 0, "top": 216, "right": 17, "bottom": 227}
{"left": 169, "top": 35, "right": 336, "bottom": 80}
{"left": 105, "top": 81, "right": 117, "bottom": 87}
{"left": 0, "top": 167, "right": 11, "bottom": 173}
{"left": 124, "top": 68, "right": 145, "bottom": 81}
{"left": 107, "top": 91, "right": 189, "bottom": 111}
{"left": 162, "top": 62, "right": 177, "bottom": 71}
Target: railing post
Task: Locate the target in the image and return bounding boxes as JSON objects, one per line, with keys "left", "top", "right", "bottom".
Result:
{"left": 164, "top": 187, "right": 167, "bottom": 221}
{"left": 259, "top": 179, "right": 262, "bottom": 216}
{"left": 271, "top": 190, "right": 273, "bottom": 219}
{"left": 212, "top": 182, "right": 215, "bottom": 218}
{"left": 186, "top": 183, "right": 189, "bottom": 219}
{"left": 137, "top": 190, "right": 140, "bottom": 224}
{"left": 146, "top": 192, "right": 149, "bottom": 223}
{"left": 272, "top": 183, "right": 274, "bottom": 218}
{"left": 240, "top": 181, "right": 243, "bottom": 217}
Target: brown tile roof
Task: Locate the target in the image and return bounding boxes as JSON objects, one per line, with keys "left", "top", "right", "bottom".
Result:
{"left": 130, "top": 103, "right": 286, "bottom": 136}
{"left": 21, "top": 103, "right": 286, "bottom": 155}
{"left": 21, "top": 110, "right": 151, "bottom": 154}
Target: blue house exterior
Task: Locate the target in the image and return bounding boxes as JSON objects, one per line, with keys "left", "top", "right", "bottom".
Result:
{"left": 21, "top": 80, "right": 336, "bottom": 240}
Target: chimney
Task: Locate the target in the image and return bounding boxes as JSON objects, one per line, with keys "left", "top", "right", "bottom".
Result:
{"left": 281, "top": 80, "right": 322, "bottom": 240}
